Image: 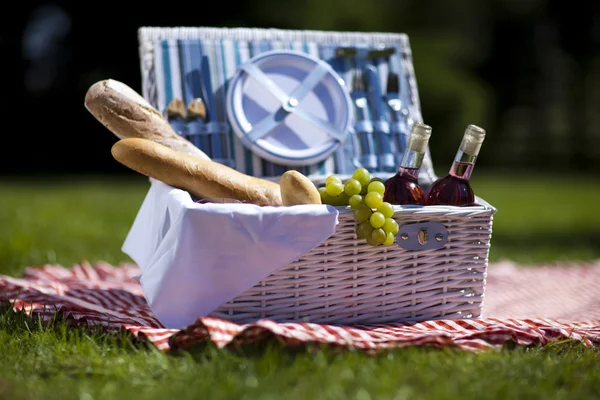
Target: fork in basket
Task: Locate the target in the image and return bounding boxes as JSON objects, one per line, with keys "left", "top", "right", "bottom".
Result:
{"left": 385, "top": 71, "right": 414, "bottom": 167}
{"left": 351, "top": 68, "right": 378, "bottom": 171}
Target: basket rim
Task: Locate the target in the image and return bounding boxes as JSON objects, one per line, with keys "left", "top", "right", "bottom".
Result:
{"left": 137, "top": 26, "right": 411, "bottom": 47}
{"left": 335, "top": 196, "right": 496, "bottom": 217}
{"left": 147, "top": 178, "right": 497, "bottom": 216}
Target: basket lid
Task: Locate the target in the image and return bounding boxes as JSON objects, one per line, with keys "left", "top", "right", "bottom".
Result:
{"left": 226, "top": 50, "right": 353, "bottom": 166}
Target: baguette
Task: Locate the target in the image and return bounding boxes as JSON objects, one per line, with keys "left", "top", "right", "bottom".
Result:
{"left": 85, "top": 79, "right": 210, "bottom": 160}
{"left": 111, "top": 138, "right": 282, "bottom": 206}
{"left": 279, "top": 170, "right": 321, "bottom": 206}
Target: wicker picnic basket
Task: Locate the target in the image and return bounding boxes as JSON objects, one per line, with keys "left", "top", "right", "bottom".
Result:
{"left": 136, "top": 27, "right": 496, "bottom": 325}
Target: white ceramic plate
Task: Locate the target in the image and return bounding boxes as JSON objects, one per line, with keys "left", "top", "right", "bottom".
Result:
{"left": 227, "top": 50, "right": 353, "bottom": 166}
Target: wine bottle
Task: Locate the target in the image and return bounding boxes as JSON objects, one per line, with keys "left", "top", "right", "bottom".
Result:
{"left": 383, "top": 123, "right": 432, "bottom": 205}
{"left": 424, "top": 124, "right": 486, "bottom": 207}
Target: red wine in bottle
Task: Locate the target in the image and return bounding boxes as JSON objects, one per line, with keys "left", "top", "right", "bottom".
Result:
{"left": 383, "top": 123, "right": 432, "bottom": 205}
{"left": 424, "top": 124, "right": 486, "bottom": 207}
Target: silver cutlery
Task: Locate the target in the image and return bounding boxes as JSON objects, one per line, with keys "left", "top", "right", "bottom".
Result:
{"left": 363, "top": 64, "right": 395, "bottom": 172}
{"left": 332, "top": 46, "right": 362, "bottom": 172}
{"left": 386, "top": 71, "right": 413, "bottom": 165}
{"left": 351, "top": 68, "right": 378, "bottom": 171}
{"left": 200, "top": 56, "right": 225, "bottom": 162}
{"left": 182, "top": 51, "right": 209, "bottom": 153}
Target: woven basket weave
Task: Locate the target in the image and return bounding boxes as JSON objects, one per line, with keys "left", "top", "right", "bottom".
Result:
{"left": 211, "top": 203, "right": 494, "bottom": 324}
{"left": 136, "top": 26, "right": 497, "bottom": 325}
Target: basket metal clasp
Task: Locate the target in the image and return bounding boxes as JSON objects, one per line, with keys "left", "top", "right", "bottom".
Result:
{"left": 396, "top": 222, "right": 448, "bottom": 250}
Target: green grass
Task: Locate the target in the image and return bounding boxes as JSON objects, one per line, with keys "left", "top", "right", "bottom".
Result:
{"left": 471, "top": 170, "right": 600, "bottom": 263}
{"left": 0, "top": 171, "right": 599, "bottom": 400}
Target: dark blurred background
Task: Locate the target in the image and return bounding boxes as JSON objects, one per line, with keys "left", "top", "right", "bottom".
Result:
{"left": 2, "top": 0, "right": 599, "bottom": 177}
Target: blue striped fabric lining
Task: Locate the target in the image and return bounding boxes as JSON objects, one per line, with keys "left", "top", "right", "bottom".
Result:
{"left": 153, "top": 38, "right": 415, "bottom": 179}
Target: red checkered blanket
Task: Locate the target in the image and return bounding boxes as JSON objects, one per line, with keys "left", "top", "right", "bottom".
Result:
{"left": 1, "top": 261, "right": 599, "bottom": 352}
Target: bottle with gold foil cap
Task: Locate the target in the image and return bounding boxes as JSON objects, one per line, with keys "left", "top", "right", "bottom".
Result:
{"left": 424, "top": 124, "right": 486, "bottom": 207}
{"left": 383, "top": 123, "right": 432, "bottom": 205}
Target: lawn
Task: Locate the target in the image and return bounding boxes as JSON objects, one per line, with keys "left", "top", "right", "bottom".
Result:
{"left": 0, "top": 171, "right": 599, "bottom": 400}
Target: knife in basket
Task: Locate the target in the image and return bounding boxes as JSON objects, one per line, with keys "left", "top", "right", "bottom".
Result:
{"left": 399, "top": 52, "right": 415, "bottom": 128}
{"left": 200, "top": 55, "right": 225, "bottom": 162}
{"left": 337, "top": 46, "right": 377, "bottom": 171}
{"left": 329, "top": 46, "right": 362, "bottom": 174}
{"left": 351, "top": 68, "right": 378, "bottom": 171}
{"left": 363, "top": 64, "right": 396, "bottom": 172}
{"left": 184, "top": 71, "right": 210, "bottom": 153}
{"left": 385, "top": 71, "right": 410, "bottom": 166}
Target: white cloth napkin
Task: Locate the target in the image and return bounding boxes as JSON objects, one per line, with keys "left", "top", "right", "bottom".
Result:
{"left": 122, "top": 179, "right": 339, "bottom": 329}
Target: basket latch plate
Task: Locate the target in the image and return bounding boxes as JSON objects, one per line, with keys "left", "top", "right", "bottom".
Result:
{"left": 396, "top": 222, "right": 448, "bottom": 250}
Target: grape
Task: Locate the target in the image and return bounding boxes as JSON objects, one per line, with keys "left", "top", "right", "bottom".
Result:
{"left": 355, "top": 221, "right": 374, "bottom": 239}
{"left": 323, "top": 193, "right": 349, "bottom": 207}
{"left": 349, "top": 194, "right": 363, "bottom": 209}
{"left": 377, "top": 202, "right": 394, "bottom": 219}
{"left": 325, "top": 175, "right": 342, "bottom": 186}
{"left": 366, "top": 235, "right": 380, "bottom": 246}
{"left": 371, "top": 228, "right": 387, "bottom": 244}
{"left": 344, "top": 179, "right": 362, "bottom": 196}
{"left": 364, "top": 192, "right": 383, "bottom": 209}
{"left": 319, "top": 187, "right": 335, "bottom": 205}
{"left": 353, "top": 205, "right": 373, "bottom": 223}
{"left": 382, "top": 218, "right": 399, "bottom": 235}
{"left": 325, "top": 181, "right": 344, "bottom": 197}
{"left": 383, "top": 232, "right": 395, "bottom": 246}
{"left": 349, "top": 168, "right": 396, "bottom": 247}
{"left": 352, "top": 168, "right": 371, "bottom": 188}
{"left": 368, "top": 181, "right": 386, "bottom": 195}
{"left": 337, "top": 192, "right": 350, "bottom": 206}
{"left": 369, "top": 212, "right": 385, "bottom": 229}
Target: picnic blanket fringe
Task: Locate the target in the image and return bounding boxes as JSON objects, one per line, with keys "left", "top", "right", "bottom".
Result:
{"left": 1, "top": 261, "right": 599, "bottom": 353}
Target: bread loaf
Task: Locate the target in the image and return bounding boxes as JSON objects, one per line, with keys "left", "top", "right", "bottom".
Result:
{"left": 85, "top": 79, "right": 210, "bottom": 160}
{"left": 111, "top": 138, "right": 282, "bottom": 207}
{"left": 279, "top": 170, "right": 321, "bottom": 206}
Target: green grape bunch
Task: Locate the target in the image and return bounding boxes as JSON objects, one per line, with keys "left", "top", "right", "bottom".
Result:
{"left": 318, "top": 168, "right": 400, "bottom": 247}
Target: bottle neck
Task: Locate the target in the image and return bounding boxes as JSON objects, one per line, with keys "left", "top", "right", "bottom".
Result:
{"left": 398, "top": 148, "right": 424, "bottom": 180}
{"left": 449, "top": 149, "right": 477, "bottom": 180}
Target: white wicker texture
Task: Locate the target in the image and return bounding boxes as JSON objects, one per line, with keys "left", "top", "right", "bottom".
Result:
{"left": 210, "top": 204, "right": 495, "bottom": 325}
